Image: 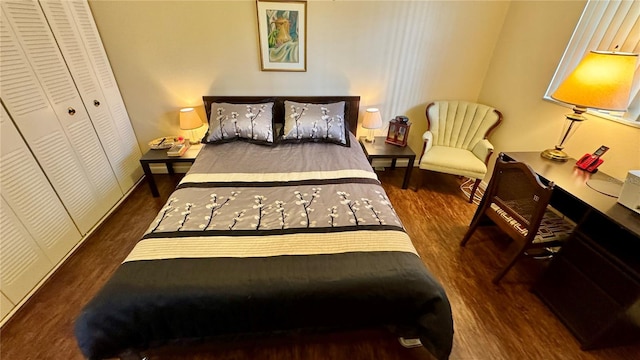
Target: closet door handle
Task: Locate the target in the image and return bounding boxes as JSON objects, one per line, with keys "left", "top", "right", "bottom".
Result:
{"left": 93, "top": 100, "right": 100, "bottom": 107}
{"left": 68, "top": 107, "right": 76, "bottom": 116}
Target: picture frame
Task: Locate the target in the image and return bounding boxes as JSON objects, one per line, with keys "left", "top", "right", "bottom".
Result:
{"left": 256, "top": 0, "right": 307, "bottom": 72}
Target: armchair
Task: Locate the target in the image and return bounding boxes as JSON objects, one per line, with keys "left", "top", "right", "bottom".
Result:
{"left": 417, "top": 101, "right": 503, "bottom": 202}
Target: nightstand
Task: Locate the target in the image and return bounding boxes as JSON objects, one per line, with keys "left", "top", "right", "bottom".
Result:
{"left": 140, "top": 144, "right": 203, "bottom": 197}
{"left": 359, "top": 137, "right": 415, "bottom": 189}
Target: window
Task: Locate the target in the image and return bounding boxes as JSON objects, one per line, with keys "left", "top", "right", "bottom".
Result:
{"left": 545, "top": 0, "right": 640, "bottom": 127}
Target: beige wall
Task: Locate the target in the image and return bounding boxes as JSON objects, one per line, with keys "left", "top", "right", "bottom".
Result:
{"left": 479, "top": 0, "right": 640, "bottom": 180}
{"left": 89, "top": 0, "right": 508, "bottom": 155}
{"left": 89, "top": 0, "right": 638, "bottom": 180}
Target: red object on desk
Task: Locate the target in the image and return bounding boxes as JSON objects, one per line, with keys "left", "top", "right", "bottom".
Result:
{"left": 576, "top": 154, "right": 604, "bottom": 173}
{"left": 575, "top": 145, "right": 608, "bottom": 173}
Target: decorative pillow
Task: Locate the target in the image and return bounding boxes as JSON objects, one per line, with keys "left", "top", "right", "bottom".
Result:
{"left": 281, "top": 101, "right": 349, "bottom": 146}
{"left": 204, "top": 102, "right": 275, "bottom": 145}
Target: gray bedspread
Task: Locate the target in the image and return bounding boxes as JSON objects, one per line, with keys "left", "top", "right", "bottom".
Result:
{"left": 74, "top": 135, "right": 454, "bottom": 359}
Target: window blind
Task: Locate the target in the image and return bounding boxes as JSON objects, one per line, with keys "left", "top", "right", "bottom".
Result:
{"left": 545, "top": 0, "right": 640, "bottom": 125}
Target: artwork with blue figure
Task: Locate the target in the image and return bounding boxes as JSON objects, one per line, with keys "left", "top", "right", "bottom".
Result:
{"left": 266, "top": 10, "right": 299, "bottom": 63}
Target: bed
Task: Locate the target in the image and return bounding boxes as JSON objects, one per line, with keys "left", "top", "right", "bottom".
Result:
{"left": 74, "top": 96, "right": 454, "bottom": 360}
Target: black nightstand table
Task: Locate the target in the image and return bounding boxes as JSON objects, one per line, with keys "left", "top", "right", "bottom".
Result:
{"left": 359, "top": 137, "right": 415, "bottom": 189}
{"left": 140, "top": 144, "right": 203, "bottom": 197}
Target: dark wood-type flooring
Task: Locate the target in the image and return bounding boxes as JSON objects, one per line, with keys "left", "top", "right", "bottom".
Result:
{"left": 2, "top": 169, "right": 639, "bottom": 360}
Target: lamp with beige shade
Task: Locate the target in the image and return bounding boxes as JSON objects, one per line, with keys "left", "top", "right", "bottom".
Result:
{"left": 362, "top": 108, "right": 382, "bottom": 143}
{"left": 179, "top": 107, "right": 203, "bottom": 145}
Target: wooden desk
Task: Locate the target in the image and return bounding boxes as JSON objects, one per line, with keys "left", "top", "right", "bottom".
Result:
{"left": 503, "top": 152, "right": 640, "bottom": 350}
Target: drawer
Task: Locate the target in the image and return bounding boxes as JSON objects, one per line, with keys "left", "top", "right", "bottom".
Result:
{"left": 560, "top": 235, "right": 640, "bottom": 306}
{"left": 534, "top": 256, "right": 621, "bottom": 348}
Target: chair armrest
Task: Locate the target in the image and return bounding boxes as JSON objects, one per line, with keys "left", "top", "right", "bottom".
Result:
{"left": 472, "top": 139, "right": 494, "bottom": 164}
{"left": 419, "top": 131, "right": 434, "bottom": 162}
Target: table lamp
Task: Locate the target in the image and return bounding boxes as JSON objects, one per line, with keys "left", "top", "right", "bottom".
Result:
{"left": 179, "top": 107, "right": 203, "bottom": 144}
{"left": 542, "top": 51, "right": 638, "bottom": 161}
{"left": 362, "top": 108, "right": 382, "bottom": 143}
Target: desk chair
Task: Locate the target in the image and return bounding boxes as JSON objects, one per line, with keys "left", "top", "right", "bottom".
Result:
{"left": 460, "top": 153, "right": 574, "bottom": 284}
{"left": 417, "top": 101, "right": 502, "bottom": 202}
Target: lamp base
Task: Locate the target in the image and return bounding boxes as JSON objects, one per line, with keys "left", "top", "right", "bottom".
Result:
{"left": 365, "top": 129, "right": 376, "bottom": 143}
{"left": 187, "top": 129, "right": 201, "bottom": 145}
{"left": 541, "top": 148, "right": 569, "bottom": 161}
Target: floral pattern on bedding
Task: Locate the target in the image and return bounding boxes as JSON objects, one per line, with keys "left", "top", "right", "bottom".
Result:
{"left": 147, "top": 185, "right": 401, "bottom": 234}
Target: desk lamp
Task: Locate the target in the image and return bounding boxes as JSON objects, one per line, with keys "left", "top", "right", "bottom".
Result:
{"left": 179, "top": 107, "right": 203, "bottom": 144}
{"left": 542, "top": 51, "right": 637, "bottom": 161}
{"left": 362, "top": 108, "right": 382, "bottom": 143}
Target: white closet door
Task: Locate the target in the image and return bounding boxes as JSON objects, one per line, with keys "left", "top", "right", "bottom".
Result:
{"left": 0, "top": 106, "right": 81, "bottom": 263}
{"left": 40, "top": 0, "right": 143, "bottom": 193}
{"left": 0, "top": 292, "right": 15, "bottom": 321}
{"left": 0, "top": 11, "right": 96, "bottom": 234}
{"left": 0, "top": 2, "right": 121, "bottom": 234}
{"left": 67, "top": 0, "right": 142, "bottom": 190}
{"left": 0, "top": 197, "right": 52, "bottom": 304}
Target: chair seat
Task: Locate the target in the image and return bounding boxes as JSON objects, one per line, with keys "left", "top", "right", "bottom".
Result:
{"left": 420, "top": 146, "right": 487, "bottom": 179}
{"left": 490, "top": 203, "right": 574, "bottom": 244}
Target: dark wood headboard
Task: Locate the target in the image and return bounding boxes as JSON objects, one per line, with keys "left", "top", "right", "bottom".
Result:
{"left": 202, "top": 96, "right": 361, "bottom": 134}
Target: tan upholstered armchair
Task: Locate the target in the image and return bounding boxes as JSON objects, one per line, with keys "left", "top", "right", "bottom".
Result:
{"left": 418, "top": 101, "right": 503, "bottom": 202}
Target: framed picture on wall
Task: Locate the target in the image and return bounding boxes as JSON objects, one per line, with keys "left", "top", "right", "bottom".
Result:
{"left": 256, "top": 0, "right": 307, "bottom": 72}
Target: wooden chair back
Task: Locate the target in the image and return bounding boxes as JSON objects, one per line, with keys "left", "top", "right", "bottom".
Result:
{"left": 485, "top": 155, "right": 554, "bottom": 243}
{"left": 461, "top": 153, "right": 558, "bottom": 283}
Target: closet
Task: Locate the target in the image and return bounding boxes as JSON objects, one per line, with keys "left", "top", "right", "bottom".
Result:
{"left": 0, "top": 0, "right": 142, "bottom": 323}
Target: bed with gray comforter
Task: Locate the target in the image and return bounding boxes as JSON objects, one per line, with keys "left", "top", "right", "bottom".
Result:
{"left": 74, "top": 97, "right": 453, "bottom": 360}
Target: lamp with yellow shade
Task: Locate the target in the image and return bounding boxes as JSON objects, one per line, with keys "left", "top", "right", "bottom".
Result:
{"left": 179, "top": 107, "right": 203, "bottom": 145}
{"left": 542, "top": 51, "right": 638, "bottom": 161}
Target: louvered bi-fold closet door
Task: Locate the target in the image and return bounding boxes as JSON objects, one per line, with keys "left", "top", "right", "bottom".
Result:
{"left": 0, "top": 292, "right": 14, "bottom": 322}
{"left": 39, "top": 0, "right": 143, "bottom": 193}
{"left": 0, "top": 197, "right": 52, "bottom": 305}
{"left": 0, "top": 2, "right": 122, "bottom": 234}
{"left": 0, "top": 106, "right": 81, "bottom": 264}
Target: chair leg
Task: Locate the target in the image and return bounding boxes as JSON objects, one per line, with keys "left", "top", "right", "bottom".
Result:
{"left": 492, "top": 246, "right": 527, "bottom": 284}
{"left": 469, "top": 178, "right": 481, "bottom": 203}
{"left": 460, "top": 225, "right": 477, "bottom": 247}
{"left": 461, "top": 195, "right": 492, "bottom": 246}
{"left": 460, "top": 211, "right": 486, "bottom": 247}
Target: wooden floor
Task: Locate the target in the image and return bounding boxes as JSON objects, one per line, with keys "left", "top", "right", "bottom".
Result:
{"left": 2, "top": 169, "right": 639, "bottom": 360}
